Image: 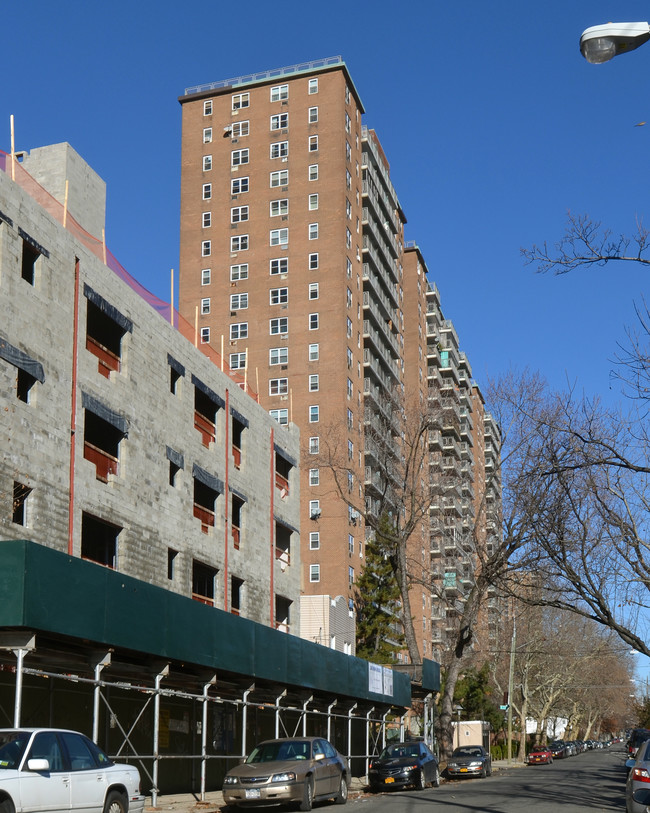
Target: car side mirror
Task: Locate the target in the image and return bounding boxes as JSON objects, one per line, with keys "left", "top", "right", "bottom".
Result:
{"left": 238, "top": 757, "right": 247, "bottom": 765}
{"left": 27, "top": 758, "right": 50, "bottom": 772}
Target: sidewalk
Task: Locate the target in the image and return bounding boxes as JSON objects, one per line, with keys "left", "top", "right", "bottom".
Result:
{"left": 143, "top": 762, "right": 525, "bottom": 812}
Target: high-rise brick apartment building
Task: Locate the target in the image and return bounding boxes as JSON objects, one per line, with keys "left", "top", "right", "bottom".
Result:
{"left": 178, "top": 57, "right": 501, "bottom": 661}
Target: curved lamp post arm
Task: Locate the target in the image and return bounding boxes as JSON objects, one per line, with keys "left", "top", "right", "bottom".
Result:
{"left": 580, "top": 21, "right": 650, "bottom": 64}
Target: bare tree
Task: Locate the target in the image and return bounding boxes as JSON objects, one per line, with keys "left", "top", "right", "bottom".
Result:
{"left": 521, "top": 211, "right": 650, "bottom": 275}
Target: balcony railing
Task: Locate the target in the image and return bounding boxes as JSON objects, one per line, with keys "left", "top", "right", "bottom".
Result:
{"left": 84, "top": 441, "right": 118, "bottom": 483}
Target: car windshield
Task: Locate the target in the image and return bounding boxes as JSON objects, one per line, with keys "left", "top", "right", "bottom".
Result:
{"left": 381, "top": 744, "right": 420, "bottom": 759}
{"left": 247, "top": 740, "right": 311, "bottom": 763}
{"left": 0, "top": 731, "right": 30, "bottom": 770}
{"left": 453, "top": 747, "right": 483, "bottom": 758}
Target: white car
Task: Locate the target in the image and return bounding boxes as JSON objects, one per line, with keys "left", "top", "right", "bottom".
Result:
{"left": 0, "top": 728, "right": 144, "bottom": 813}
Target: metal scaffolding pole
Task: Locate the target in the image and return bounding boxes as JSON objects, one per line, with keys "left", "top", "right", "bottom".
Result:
{"left": 327, "top": 699, "right": 337, "bottom": 743}
{"left": 200, "top": 675, "right": 216, "bottom": 801}
{"left": 241, "top": 685, "right": 254, "bottom": 758}
{"left": 302, "top": 696, "right": 312, "bottom": 736}
{"left": 152, "top": 664, "right": 169, "bottom": 808}
{"left": 91, "top": 652, "right": 111, "bottom": 744}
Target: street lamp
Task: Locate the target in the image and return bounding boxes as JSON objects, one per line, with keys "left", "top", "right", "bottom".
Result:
{"left": 580, "top": 21, "right": 650, "bottom": 64}
{"left": 453, "top": 705, "right": 463, "bottom": 749}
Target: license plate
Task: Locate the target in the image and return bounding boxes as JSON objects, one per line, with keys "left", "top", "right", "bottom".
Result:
{"left": 385, "top": 777, "right": 394, "bottom": 784}
{"left": 245, "top": 789, "right": 261, "bottom": 799}
{"left": 460, "top": 768, "right": 468, "bottom": 772}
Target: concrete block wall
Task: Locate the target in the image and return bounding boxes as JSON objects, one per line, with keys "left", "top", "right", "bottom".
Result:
{"left": 0, "top": 149, "right": 301, "bottom": 632}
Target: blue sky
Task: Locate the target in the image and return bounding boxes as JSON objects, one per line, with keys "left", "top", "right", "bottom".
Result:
{"left": 4, "top": 1, "right": 650, "bottom": 404}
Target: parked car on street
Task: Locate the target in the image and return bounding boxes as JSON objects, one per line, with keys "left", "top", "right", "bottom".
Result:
{"left": 549, "top": 741, "right": 568, "bottom": 759}
{"left": 445, "top": 745, "right": 492, "bottom": 779}
{"left": 626, "top": 738, "right": 650, "bottom": 813}
{"left": 368, "top": 741, "right": 439, "bottom": 791}
{"left": 222, "top": 736, "right": 349, "bottom": 810}
{"left": 527, "top": 745, "right": 553, "bottom": 765}
{"left": 0, "top": 727, "right": 144, "bottom": 813}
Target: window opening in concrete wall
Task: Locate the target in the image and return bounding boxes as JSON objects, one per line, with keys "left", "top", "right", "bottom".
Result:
{"left": 167, "top": 548, "right": 178, "bottom": 580}
{"left": 275, "top": 522, "right": 291, "bottom": 568}
{"left": 12, "top": 481, "right": 31, "bottom": 525}
{"left": 193, "top": 477, "right": 217, "bottom": 533}
{"left": 81, "top": 513, "right": 119, "bottom": 568}
{"left": 231, "top": 576, "right": 244, "bottom": 616}
{"left": 194, "top": 388, "right": 218, "bottom": 447}
{"left": 169, "top": 459, "right": 180, "bottom": 486}
{"left": 232, "top": 416, "right": 245, "bottom": 468}
{"left": 21, "top": 239, "right": 39, "bottom": 285}
{"left": 274, "top": 451, "right": 292, "bottom": 495}
{"left": 192, "top": 560, "right": 217, "bottom": 605}
{"left": 86, "top": 300, "right": 126, "bottom": 378}
{"left": 16, "top": 367, "right": 36, "bottom": 403}
{"left": 231, "top": 494, "right": 244, "bottom": 549}
{"left": 275, "top": 594, "right": 291, "bottom": 632}
{"left": 83, "top": 409, "right": 123, "bottom": 482}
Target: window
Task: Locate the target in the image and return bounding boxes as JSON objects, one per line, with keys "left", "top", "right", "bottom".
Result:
{"left": 231, "top": 149, "right": 249, "bottom": 166}
{"left": 270, "top": 287, "right": 288, "bottom": 305}
{"left": 347, "top": 408, "right": 353, "bottom": 429}
{"left": 308, "top": 193, "right": 318, "bottom": 210}
{"left": 309, "top": 468, "right": 319, "bottom": 486}
{"left": 12, "top": 481, "right": 31, "bottom": 526}
{"left": 270, "top": 228, "right": 288, "bottom": 246}
{"left": 201, "top": 297, "right": 210, "bottom": 314}
{"left": 307, "top": 283, "right": 319, "bottom": 301}
{"left": 347, "top": 287, "right": 353, "bottom": 308}
{"left": 270, "top": 257, "right": 288, "bottom": 275}
{"left": 230, "top": 322, "right": 248, "bottom": 340}
{"left": 230, "top": 263, "right": 248, "bottom": 281}
{"left": 309, "top": 253, "right": 319, "bottom": 270}
{"left": 192, "top": 560, "right": 217, "bottom": 604}
{"left": 270, "top": 317, "right": 288, "bottom": 334}
{"left": 310, "top": 564, "right": 320, "bottom": 583}
{"left": 202, "top": 212, "right": 211, "bottom": 228}
{"left": 348, "top": 472, "right": 354, "bottom": 492}
{"left": 201, "top": 268, "right": 211, "bottom": 285}
{"left": 231, "top": 206, "right": 249, "bottom": 223}
{"left": 309, "top": 223, "right": 318, "bottom": 240}
{"left": 309, "top": 436, "right": 319, "bottom": 454}
{"left": 347, "top": 378, "right": 353, "bottom": 399}
{"left": 309, "top": 500, "right": 320, "bottom": 516}
{"left": 202, "top": 183, "right": 212, "bottom": 200}
{"left": 308, "top": 135, "right": 318, "bottom": 152}
{"left": 230, "top": 352, "right": 246, "bottom": 370}
{"left": 81, "top": 513, "right": 119, "bottom": 568}
{"left": 347, "top": 347, "right": 353, "bottom": 368}
{"left": 309, "top": 164, "right": 318, "bottom": 181}
{"left": 269, "top": 378, "right": 289, "bottom": 395}
{"left": 309, "top": 374, "right": 319, "bottom": 391}
{"left": 200, "top": 327, "right": 210, "bottom": 343}
{"left": 270, "top": 84, "right": 288, "bottom": 101}
{"left": 345, "top": 112, "right": 351, "bottom": 133}
{"left": 349, "top": 534, "right": 354, "bottom": 555}
{"left": 310, "top": 532, "right": 320, "bottom": 550}
{"left": 270, "top": 169, "right": 289, "bottom": 187}
{"left": 167, "top": 548, "right": 178, "bottom": 578}
{"left": 202, "top": 155, "right": 212, "bottom": 171}
{"left": 84, "top": 405, "right": 125, "bottom": 483}
{"left": 231, "top": 234, "right": 249, "bottom": 251}
{"left": 204, "top": 100, "right": 212, "bottom": 115}
{"left": 346, "top": 198, "right": 352, "bottom": 219}
{"left": 85, "top": 292, "right": 131, "bottom": 379}
{"left": 346, "top": 228, "right": 352, "bottom": 248}
{"left": 346, "top": 169, "right": 351, "bottom": 189}
{"left": 232, "top": 92, "right": 249, "bottom": 110}
{"left": 270, "top": 347, "right": 288, "bottom": 365}
{"left": 270, "top": 113, "right": 289, "bottom": 130}
{"left": 309, "top": 405, "right": 319, "bottom": 423}
{"left": 348, "top": 566, "right": 354, "bottom": 585}
{"left": 308, "top": 78, "right": 318, "bottom": 94}
{"left": 346, "top": 258, "right": 352, "bottom": 277}
{"left": 346, "top": 141, "right": 351, "bottom": 161}
{"left": 202, "top": 240, "right": 211, "bottom": 257}
{"left": 270, "top": 141, "right": 289, "bottom": 159}
{"left": 309, "top": 313, "right": 319, "bottom": 330}
{"left": 230, "top": 293, "right": 248, "bottom": 310}
{"left": 270, "top": 408, "right": 288, "bottom": 425}
{"left": 203, "top": 127, "right": 212, "bottom": 143}
{"left": 231, "top": 120, "right": 249, "bottom": 137}
{"left": 231, "top": 177, "right": 249, "bottom": 194}
{"left": 270, "top": 199, "right": 289, "bottom": 217}
{"left": 308, "top": 106, "right": 318, "bottom": 123}
{"left": 348, "top": 439, "right": 354, "bottom": 460}
{"left": 308, "top": 343, "right": 319, "bottom": 361}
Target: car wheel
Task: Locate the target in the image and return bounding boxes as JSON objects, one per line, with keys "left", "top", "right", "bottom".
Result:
{"left": 416, "top": 768, "right": 427, "bottom": 790}
{"left": 103, "top": 791, "right": 127, "bottom": 813}
{"left": 432, "top": 765, "right": 440, "bottom": 788}
{"left": 334, "top": 774, "right": 348, "bottom": 805}
{"left": 0, "top": 799, "right": 16, "bottom": 813}
{"left": 487, "top": 761, "right": 492, "bottom": 777}
{"left": 480, "top": 765, "right": 487, "bottom": 779}
{"left": 300, "top": 777, "right": 314, "bottom": 811}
